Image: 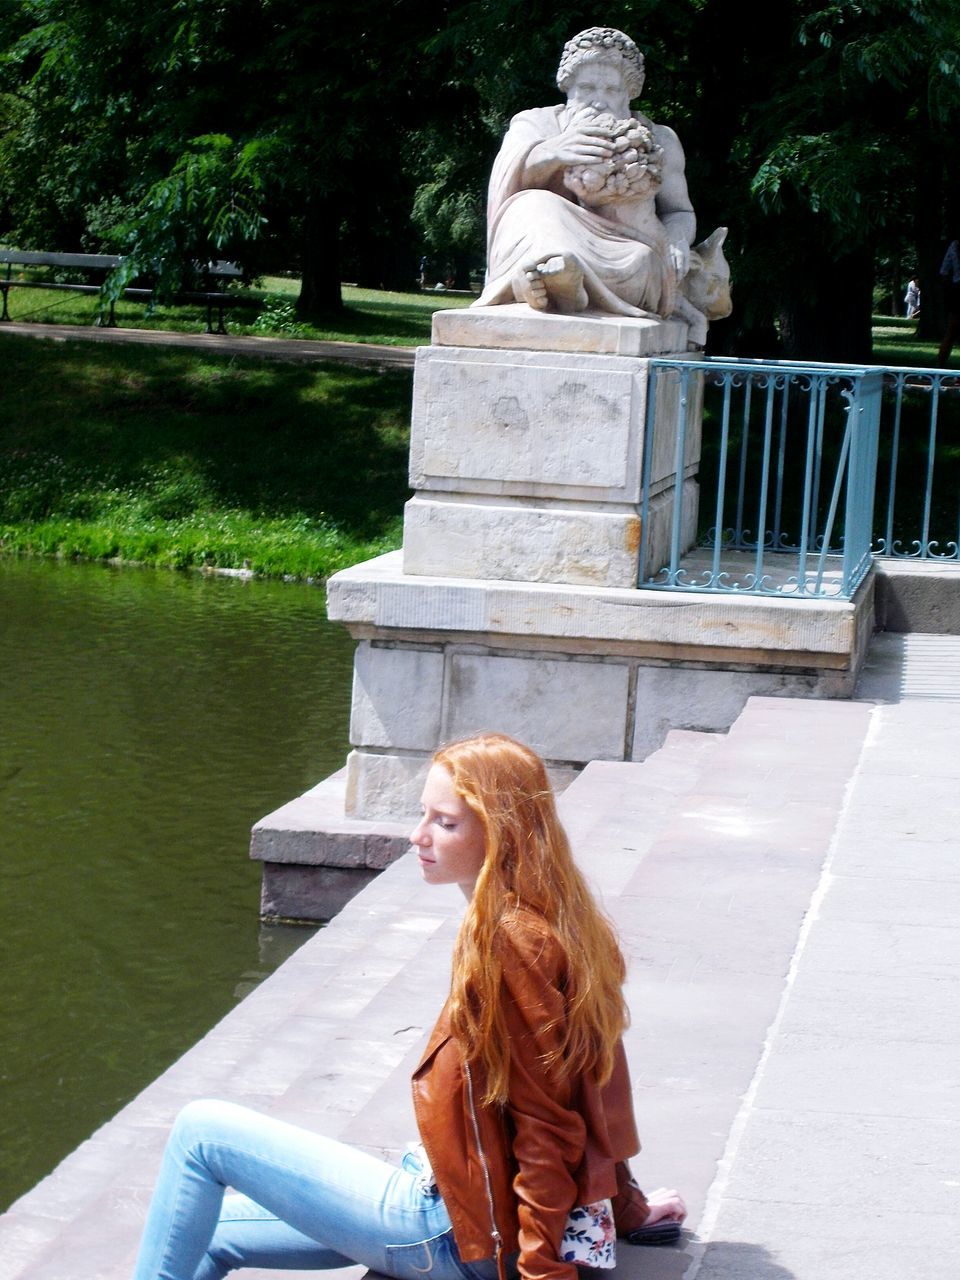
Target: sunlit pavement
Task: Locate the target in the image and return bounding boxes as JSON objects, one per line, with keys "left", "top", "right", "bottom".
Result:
{"left": 0, "top": 321, "right": 417, "bottom": 369}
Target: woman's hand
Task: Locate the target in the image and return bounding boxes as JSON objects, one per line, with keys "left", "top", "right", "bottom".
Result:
{"left": 643, "top": 1187, "right": 687, "bottom": 1225}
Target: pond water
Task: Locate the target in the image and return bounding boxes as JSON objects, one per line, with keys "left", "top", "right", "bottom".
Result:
{"left": 0, "top": 558, "right": 357, "bottom": 1210}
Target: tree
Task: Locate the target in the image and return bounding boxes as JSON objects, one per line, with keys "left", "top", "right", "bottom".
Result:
{"left": 742, "top": 0, "right": 960, "bottom": 359}
{"left": 426, "top": 0, "right": 960, "bottom": 360}
{"left": 3, "top": 0, "right": 959, "bottom": 353}
{"left": 0, "top": 0, "right": 468, "bottom": 310}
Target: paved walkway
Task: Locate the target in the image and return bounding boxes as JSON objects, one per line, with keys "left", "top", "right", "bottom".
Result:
{"left": 0, "top": 638, "right": 957, "bottom": 1280}
{"left": 0, "top": 321, "right": 417, "bottom": 369}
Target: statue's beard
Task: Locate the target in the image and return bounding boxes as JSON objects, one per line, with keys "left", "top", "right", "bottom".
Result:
{"left": 561, "top": 100, "right": 632, "bottom": 129}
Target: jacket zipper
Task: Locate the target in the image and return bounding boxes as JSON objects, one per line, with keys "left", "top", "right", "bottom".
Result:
{"left": 464, "top": 1060, "right": 506, "bottom": 1280}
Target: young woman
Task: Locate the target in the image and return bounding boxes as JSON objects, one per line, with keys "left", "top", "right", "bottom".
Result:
{"left": 132, "top": 733, "right": 685, "bottom": 1279}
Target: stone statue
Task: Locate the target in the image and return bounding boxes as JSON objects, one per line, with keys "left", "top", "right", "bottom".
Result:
{"left": 473, "top": 27, "right": 731, "bottom": 338}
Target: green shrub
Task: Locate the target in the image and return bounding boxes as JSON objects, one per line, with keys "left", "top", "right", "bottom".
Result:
{"left": 250, "top": 295, "right": 307, "bottom": 337}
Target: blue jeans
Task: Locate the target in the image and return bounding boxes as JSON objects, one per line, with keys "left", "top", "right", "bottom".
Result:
{"left": 132, "top": 1100, "right": 503, "bottom": 1280}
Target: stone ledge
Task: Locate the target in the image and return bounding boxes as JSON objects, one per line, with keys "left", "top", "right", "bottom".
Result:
{"left": 250, "top": 769, "right": 409, "bottom": 868}
{"left": 874, "top": 557, "right": 960, "bottom": 634}
{"left": 327, "top": 551, "right": 867, "bottom": 665}
{"left": 431, "top": 304, "right": 691, "bottom": 356}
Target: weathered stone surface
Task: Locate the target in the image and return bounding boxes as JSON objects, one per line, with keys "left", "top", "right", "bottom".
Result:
{"left": 402, "top": 495, "right": 643, "bottom": 587}
{"left": 444, "top": 652, "right": 630, "bottom": 761}
{"left": 350, "top": 643, "right": 444, "bottom": 750}
{"left": 259, "top": 863, "right": 381, "bottom": 922}
{"left": 249, "top": 770, "right": 408, "bottom": 868}
{"left": 431, "top": 305, "right": 689, "bottom": 357}
{"left": 647, "top": 361, "right": 703, "bottom": 488}
{"left": 874, "top": 558, "right": 960, "bottom": 633}
{"left": 327, "top": 551, "right": 865, "bottom": 664}
{"left": 641, "top": 478, "right": 700, "bottom": 582}
{"left": 409, "top": 344, "right": 649, "bottom": 503}
{"left": 405, "top": 339, "right": 700, "bottom": 589}
{"left": 630, "top": 666, "right": 838, "bottom": 759}
{"left": 344, "top": 749, "right": 431, "bottom": 821}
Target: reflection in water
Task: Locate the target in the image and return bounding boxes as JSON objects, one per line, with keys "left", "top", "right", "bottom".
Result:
{"left": 0, "top": 558, "right": 356, "bottom": 1209}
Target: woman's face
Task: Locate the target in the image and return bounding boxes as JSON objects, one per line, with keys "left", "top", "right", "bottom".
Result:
{"left": 410, "top": 763, "right": 486, "bottom": 897}
{"left": 565, "top": 58, "right": 631, "bottom": 117}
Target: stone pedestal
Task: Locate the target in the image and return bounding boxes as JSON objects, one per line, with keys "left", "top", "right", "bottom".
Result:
{"left": 328, "top": 551, "right": 874, "bottom": 821}
{"left": 403, "top": 306, "right": 701, "bottom": 588}
{"left": 252, "top": 307, "right": 876, "bottom": 919}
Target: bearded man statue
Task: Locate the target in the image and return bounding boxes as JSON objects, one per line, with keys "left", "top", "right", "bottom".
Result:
{"left": 474, "top": 27, "right": 730, "bottom": 335}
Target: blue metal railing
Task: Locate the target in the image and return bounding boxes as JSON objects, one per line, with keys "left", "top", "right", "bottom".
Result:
{"left": 639, "top": 358, "right": 884, "bottom": 599}
{"left": 872, "top": 368, "right": 960, "bottom": 561}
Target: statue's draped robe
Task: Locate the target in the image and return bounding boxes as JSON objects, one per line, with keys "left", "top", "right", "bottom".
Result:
{"left": 474, "top": 106, "right": 677, "bottom": 317}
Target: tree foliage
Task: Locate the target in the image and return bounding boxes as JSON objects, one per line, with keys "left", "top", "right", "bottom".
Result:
{"left": 2, "top": 0, "right": 960, "bottom": 354}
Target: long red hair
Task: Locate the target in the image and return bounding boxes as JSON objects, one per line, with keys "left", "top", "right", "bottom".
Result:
{"left": 435, "top": 733, "right": 628, "bottom": 1105}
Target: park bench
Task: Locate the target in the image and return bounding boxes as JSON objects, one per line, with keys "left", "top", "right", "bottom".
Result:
{"left": 0, "top": 250, "right": 243, "bottom": 333}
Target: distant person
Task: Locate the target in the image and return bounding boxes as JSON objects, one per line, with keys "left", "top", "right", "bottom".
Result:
{"left": 937, "top": 239, "right": 960, "bottom": 364}
{"left": 904, "top": 276, "right": 921, "bottom": 319}
{"left": 130, "top": 734, "right": 686, "bottom": 1279}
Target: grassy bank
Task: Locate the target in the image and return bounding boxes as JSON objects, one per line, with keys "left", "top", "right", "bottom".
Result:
{"left": 1, "top": 336, "right": 412, "bottom": 580}
{"left": 1, "top": 309, "right": 949, "bottom": 582}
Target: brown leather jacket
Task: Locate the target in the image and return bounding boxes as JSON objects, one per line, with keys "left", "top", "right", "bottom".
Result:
{"left": 412, "top": 910, "right": 647, "bottom": 1280}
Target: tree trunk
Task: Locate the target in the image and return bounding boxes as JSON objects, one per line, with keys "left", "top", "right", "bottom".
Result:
{"left": 914, "top": 134, "right": 946, "bottom": 343}
{"left": 297, "top": 195, "right": 343, "bottom": 314}
{"left": 451, "top": 252, "right": 472, "bottom": 292}
{"left": 778, "top": 248, "right": 874, "bottom": 363}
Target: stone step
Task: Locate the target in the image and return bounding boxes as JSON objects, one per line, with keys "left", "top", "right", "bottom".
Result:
{"left": 560, "top": 729, "right": 726, "bottom": 899}
{"left": 691, "top": 696, "right": 960, "bottom": 1280}
{"left": 0, "top": 697, "right": 878, "bottom": 1280}
{"left": 250, "top": 768, "right": 411, "bottom": 921}
{"left": 608, "top": 695, "right": 875, "bottom": 1238}
{"left": 874, "top": 557, "right": 960, "bottom": 633}
{"left": 856, "top": 630, "right": 960, "bottom": 702}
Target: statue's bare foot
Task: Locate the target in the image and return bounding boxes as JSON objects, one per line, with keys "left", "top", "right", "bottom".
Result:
{"left": 513, "top": 262, "right": 550, "bottom": 310}
{"left": 513, "top": 254, "right": 588, "bottom": 314}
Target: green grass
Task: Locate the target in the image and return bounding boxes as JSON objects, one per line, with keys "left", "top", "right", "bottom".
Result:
{"left": 870, "top": 313, "right": 942, "bottom": 368}
{"left": 1, "top": 275, "right": 474, "bottom": 346}
{"left": 2, "top": 308, "right": 953, "bottom": 581}
{"left": 0, "top": 336, "right": 412, "bottom": 579}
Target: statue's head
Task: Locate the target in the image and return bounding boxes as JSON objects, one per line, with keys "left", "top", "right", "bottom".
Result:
{"left": 556, "top": 28, "right": 645, "bottom": 100}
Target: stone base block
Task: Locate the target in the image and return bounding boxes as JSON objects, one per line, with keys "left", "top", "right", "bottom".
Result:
{"left": 329, "top": 551, "right": 869, "bottom": 665}
{"left": 402, "top": 482, "right": 700, "bottom": 589}
{"left": 402, "top": 494, "right": 643, "bottom": 588}
{"left": 642, "top": 478, "right": 700, "bottom": 582}
{"left": 431, "top": 304, "right": 691, "bottom": 357}
{"left": 409, "top": 343, "right": 653, "bottom": 504}
{"left": 630, "top": 665, "right": 854, "bottom": 760}
{"left": 250, "top": 768, "right": 409, "bottom": 867}
{"left": 874, "top": 558, "right": 960, "bottom": 633}
{"left": 259, "top": 862, "right": 381, "bottom": 923}
{"left": 409, "top": 343, "right": 700, "bottom": 504}
{"left": 327, "top": 552, "right": 875, "bottom": 820}
{"left": 404, "top": 338, "right": 701, "bottom": 587}
{"left": 344, "top": 748, "right": 432, "bottom": 820}
{"left": 250, "top": 768, "right": 411, "bottom": 921}
{"left": 350, "top": 644, "right": 444, "bottom": 749}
